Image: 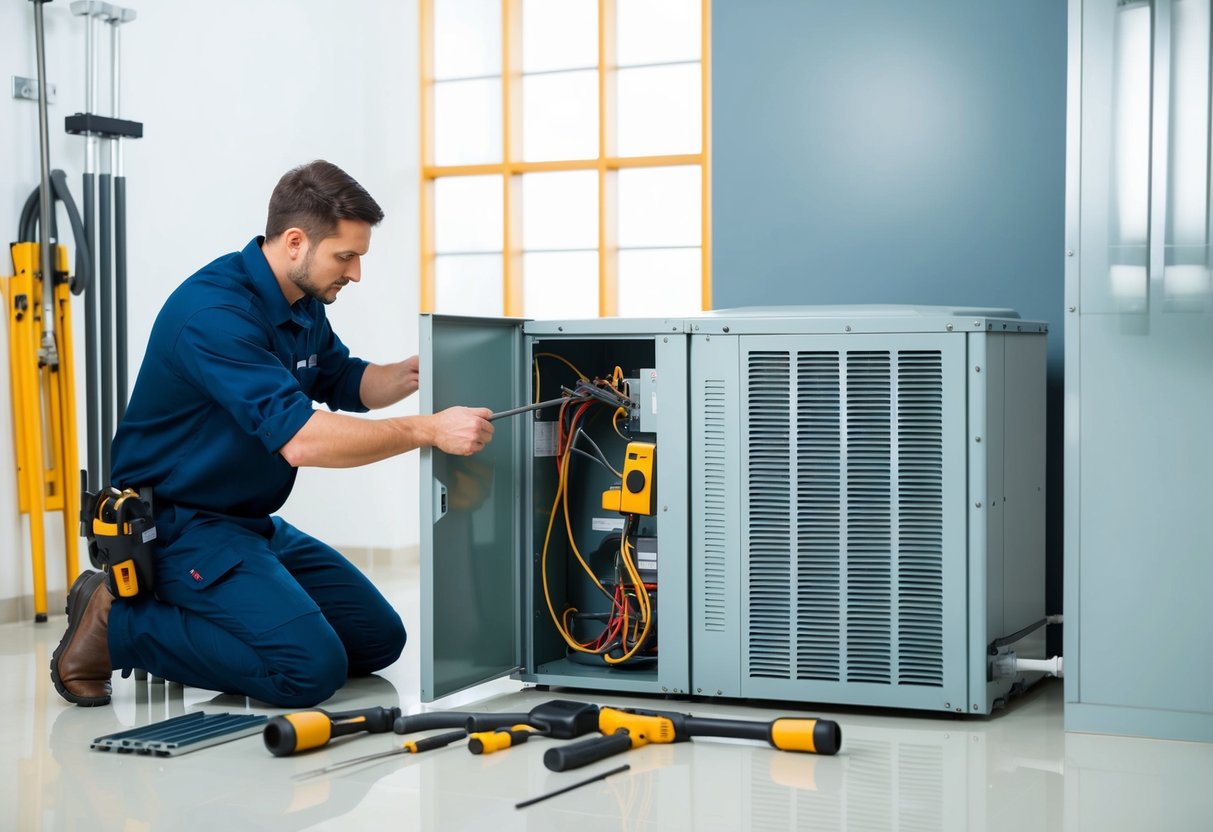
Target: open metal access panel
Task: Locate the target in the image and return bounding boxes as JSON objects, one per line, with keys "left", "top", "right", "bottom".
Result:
{"left": 420, "top": 314, "right": 690, "bottom": 703}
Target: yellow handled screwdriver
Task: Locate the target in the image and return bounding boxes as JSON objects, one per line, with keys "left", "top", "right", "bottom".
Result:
{"left": 467, "top": 725, "right": 538, "bottom": 755}
{"left": 264, "top": 706, "right": 401, "bottom": 757}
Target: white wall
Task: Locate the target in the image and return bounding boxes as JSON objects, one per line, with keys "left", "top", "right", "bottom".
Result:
{"left": 0, "top": 0, "right": 421, "bottom": 607}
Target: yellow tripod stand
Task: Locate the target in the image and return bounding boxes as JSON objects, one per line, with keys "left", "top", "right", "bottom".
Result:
{"left": 3, "top": 242, "right": 81, "bottom": 621}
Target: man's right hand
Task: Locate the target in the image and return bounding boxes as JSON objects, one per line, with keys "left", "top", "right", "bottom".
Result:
{"left": 430, "top": 406, "right": 494, "bottom": 455}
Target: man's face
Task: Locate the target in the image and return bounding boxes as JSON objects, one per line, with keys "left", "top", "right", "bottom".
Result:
{"left": 289, "top": 218, "right": 372, "bottom": 305}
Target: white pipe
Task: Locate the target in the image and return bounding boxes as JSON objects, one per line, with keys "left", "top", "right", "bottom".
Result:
{"left": 1015, "top": 656, "right": 1063, "bottom": 677}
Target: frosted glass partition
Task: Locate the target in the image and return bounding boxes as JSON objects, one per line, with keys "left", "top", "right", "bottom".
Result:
{"left": 1079, "top": 0, "right": 1151, "bottom": 314}
{"left": 618, "top": 248, "right": 702, "bottom": 316}
{"left": 522, "top": 71, "right": 599, "bottom": 161}
{"left": 1165, "top": 0, "right": 1213, "bottom": 308}
{"left": 522, "top": 171, "right": 598, "bottom": 251}
{"left": 434, "top": 80, "right": 502, "bottom": 166}
{"left": 617, "top": 64, "right": 701, "bottom": 157}
{"left": 522, "top": 0, "right": 596, "bottom": 73}
{"left": 618, "top": 0, "right": 701, "bottom": 66}
{"left": 435, "top": 255, "right": 504, "bottom": 317}
{"left": 618, "top": 166, "right": 701, "bottom": 248}
{"left": 522, "top": 252, "right": 599, "bottom": 319}
{"left": 434, "top": 0, "right": 501, "bottom": 80}
{"left": 435, "top": 176, "right": 503, "bottom": 254}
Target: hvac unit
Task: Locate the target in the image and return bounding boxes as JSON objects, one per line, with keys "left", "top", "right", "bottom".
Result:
{"left": 420, "top": 307, "right": 1047, "bottom": 715}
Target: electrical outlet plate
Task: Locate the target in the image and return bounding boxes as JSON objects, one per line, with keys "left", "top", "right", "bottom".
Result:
{"left": 11, "top": 76, "right": 56, "bottom": 104}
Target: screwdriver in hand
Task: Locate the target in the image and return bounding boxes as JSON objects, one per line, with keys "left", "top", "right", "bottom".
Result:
{"left": 490, "top": 395, "right": 588, "bottom": 422}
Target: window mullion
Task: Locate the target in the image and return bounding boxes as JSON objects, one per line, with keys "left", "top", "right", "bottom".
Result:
{"left": 599, "top": 0, "right": 619, "bottom": 316}
{"left": 701, "top": 0, "right": 712, "bottom": 311}
{"left": 420, "top": 0, "right": 436, "bottom": 312}
{"left": 503, "top": 0, "right": 523, "bottom": 316}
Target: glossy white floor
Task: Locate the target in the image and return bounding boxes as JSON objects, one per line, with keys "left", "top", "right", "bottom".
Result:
{"left": 5, "top": 555, "right": 1213, "bottom": 832}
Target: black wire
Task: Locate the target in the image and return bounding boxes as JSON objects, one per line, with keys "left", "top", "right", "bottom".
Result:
{"left": 988, "top": 618, "right": 1049, "bottom": 654}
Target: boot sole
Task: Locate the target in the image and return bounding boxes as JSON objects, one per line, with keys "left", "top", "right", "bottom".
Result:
{"left": 50, "top": 571, "right": 112, "bottom": 707}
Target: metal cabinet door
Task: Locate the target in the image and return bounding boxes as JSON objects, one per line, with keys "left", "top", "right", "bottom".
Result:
{"left": 420, "top": 314, "right": 526, "bottom": 701}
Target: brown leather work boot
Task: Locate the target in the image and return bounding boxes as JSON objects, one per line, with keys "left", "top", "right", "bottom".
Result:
{"left": 50, "top": 570, "right": 114, "bottom": 706}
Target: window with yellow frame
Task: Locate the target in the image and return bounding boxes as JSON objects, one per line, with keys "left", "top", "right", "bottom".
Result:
{"left": 420, "top": 0, "right": 711, "bottom": 319}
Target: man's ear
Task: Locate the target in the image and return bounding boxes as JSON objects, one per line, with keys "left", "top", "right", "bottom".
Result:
{"left": 283, "top": 228, "right": 309, "bottom": 261}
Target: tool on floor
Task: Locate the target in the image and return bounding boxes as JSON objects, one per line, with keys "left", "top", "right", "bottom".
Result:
{"left": 543, "top": 707, "right": 842, "bottom": 772}
{"left": 293, "top": 729, "right": 468, "bottom": 780}
{"left": 464, "top": 699, "right": 601, "bottom": 755}
{"left": 264, "top": 705, "right": 403, "bottom": 757}
{"left": 515, "top": 763, "right": 631, "bottom": 809}
{"left": 91, "top": 711, "right": 268, "bottom": 756}
{"left": 265, "top": 705, "right": 533, "bottom": 757}
{"left": 468, "top": 725, "right": 538, "bottom": 755}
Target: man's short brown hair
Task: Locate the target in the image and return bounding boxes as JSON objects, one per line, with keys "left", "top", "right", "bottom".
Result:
{"left": 265, "top": 160, "right": 385, "bottom": 243}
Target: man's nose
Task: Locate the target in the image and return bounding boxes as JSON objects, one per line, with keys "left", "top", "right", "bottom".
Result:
{"left": 345, "top": 258, "right": 362, "bottom": 282}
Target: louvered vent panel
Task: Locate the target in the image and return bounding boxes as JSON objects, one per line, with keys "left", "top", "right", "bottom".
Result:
{"left": 701, "top": 379, "right": 729, "bottom": 632}
{"left": 745, "top": 343, "right": 947, "bottom": 690}
{"left": 746, "top": 352, "right": 793, "bottom": 678}
{"left": 845, "top": 351, "right": 893, "bottom": 684}
{"left": 796, "top": 352, "right": 842, "bottom": 681}
{"left": 896, "top": 351, "right": 945, "bottom": 686}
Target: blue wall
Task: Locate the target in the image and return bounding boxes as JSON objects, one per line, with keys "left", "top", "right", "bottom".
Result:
{"left": 712, "top": 0, "right": 1068, "bottom": 641}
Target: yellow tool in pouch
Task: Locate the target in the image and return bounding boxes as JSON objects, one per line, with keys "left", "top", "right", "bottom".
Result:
{"left": 81, "top": 477, "right": 157, "bottom": 598}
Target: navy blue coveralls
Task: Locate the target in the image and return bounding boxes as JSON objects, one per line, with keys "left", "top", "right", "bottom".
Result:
{"left": 108, "top": 237, "right": 406, "bottom": 707}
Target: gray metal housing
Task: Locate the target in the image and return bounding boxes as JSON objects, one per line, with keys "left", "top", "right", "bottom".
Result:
{"left": 420, "top": 307, "right": 1047, "bottom": 714}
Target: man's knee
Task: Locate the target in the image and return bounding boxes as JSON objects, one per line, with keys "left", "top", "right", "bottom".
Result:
{"left": 349, "top": 612, "right": 406, "bottom": 676}
{"left": 263, "top": 618, "right": 349, "bottom": 707}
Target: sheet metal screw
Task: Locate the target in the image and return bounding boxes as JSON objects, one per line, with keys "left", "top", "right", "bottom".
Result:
{"left": 975, "top": 436, "right": 982, "bottom": 443}
{"left": 946, "top": 323, "right": 954, "bottom": 331}
{"left": 722, "top": 326, "right": 730, "bottom": 333}
{"left": 844, "top": 325, "right": 852, "bottom": 332}
{"left": 1067, "top": 250, "right": 1074, "bottom": 256}
{"left": 975, "top": 366, "right": 981, "bottom": 373}
{"left": 975, "top": 501, "right": 983, "bottom": 508}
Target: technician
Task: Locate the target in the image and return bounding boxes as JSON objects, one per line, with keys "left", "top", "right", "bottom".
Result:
{"left": 50, "top": 160, "right": 494, "bottom": 708}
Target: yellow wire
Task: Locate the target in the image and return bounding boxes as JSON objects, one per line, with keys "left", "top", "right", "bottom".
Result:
{"left": 604, "top": 517, "right": 653, "bottom": 665}
{"left": 540, "top": 426, "right": 613, "bottom": 656}
{"left": 612, "top": 407, "right": 628, "bottom": 439}
{"left": 534, "top": 352, "right": 588, "bottom": 382}
{"left": 560, "top": 437, "right": 611, "bottom": 597}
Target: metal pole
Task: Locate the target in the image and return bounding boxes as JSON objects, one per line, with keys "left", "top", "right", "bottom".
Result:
{"left": 113, "top": 19, "right": 128, "bottom": 422}
{"left": 83, "top": 5, "right": 100, "bottom": 491}
{"left": 32, "top": 0, "right": 60, "bottom": 369}
{"left": 99, "top": 18, "right": 114, "bottom": 484}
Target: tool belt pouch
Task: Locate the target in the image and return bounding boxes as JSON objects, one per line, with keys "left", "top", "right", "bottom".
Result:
{"left": 81, "top": 485, "right": 157, "bottom": 599}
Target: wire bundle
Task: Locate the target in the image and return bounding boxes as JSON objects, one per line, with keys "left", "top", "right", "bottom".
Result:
{"left": 536, "top": 361, "right": 656, "bottom": 666}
